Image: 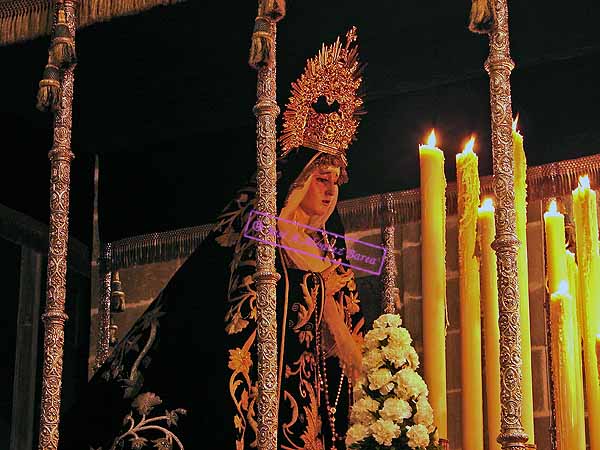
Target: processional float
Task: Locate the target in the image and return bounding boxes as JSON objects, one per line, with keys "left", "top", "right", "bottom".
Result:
{"left": 0, "top": 0, "right": 598, "bottom": 448}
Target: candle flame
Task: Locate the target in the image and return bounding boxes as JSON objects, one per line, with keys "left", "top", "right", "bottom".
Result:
{"left": 462, "top": 136, "right": 476, "bottom": 154}
{"left": 548, "top": 199, "right": 558, "bottom": 214}
{"left": 479, "top": 197, "right": 495, "bottom": 213}
{"left": 427, "top": 129, "right": 436, "bottom": 147}
{"left": 579, "top": 175, "right": 591, "bottom": 190}
{"left": 512, "top": 114, "right": 519, "bottom": 132}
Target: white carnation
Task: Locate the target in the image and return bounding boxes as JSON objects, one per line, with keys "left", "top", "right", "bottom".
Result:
{"left": 345, "top": 423, "right": 371, "bottom": 446}
{"left": 364, "top": 327, "right": 388, "bottom": 350}
{"left": 386, "top": 326, "right": 412, "bottom": 347}
{"left": 415, "top": 395, "right": 435, "bottom": 430}
{"left": 379, "top": 382, "right": 395, "bottom": 395}
{"left": 394, "top": 368, "right": 428, "bottom": 399}
{"left": 370, "top": 418, "right": 401, "bottom": 446}
{"left": 350, "top": 397, "right": 379, "bottom": 425}
{"left": 407, "top": 347, "right": 420, "bottom": 369}
{"left": 373, "top": 314, "right": 402, "bottom": 329}
{"left": 362, "top": 348, "right": 385, "bottom": 371}
{"left": 379, "top": 397, "right": 412, "bottom": 422}
{"left": 406, "top": 423, "right": 430, "bottom": 449}
{"left": 382, "top": 342, "right": 408, "bottom": 368}
{"left": 368, "top": 368, "right": 393, "bottom": 391}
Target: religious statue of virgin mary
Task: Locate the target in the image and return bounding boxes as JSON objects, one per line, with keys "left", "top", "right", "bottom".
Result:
{"left": 58, "top": 28, "right": 365, "bottom": 450}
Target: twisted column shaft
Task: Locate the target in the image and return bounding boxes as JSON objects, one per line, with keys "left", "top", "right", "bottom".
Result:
{"left": 252, "top": 20, "right": 281, "bottom": 450}
{"left": 381, "top": 193, "right": 399, "bottom": 314}
{"left": 485, "top": 0, "right": 528, "bottom": 448}
{"left": 38, "top": 1, "right": 77, "bottom": 449}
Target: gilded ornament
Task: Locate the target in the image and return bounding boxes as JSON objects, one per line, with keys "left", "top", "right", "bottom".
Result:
{"left": 280, "top": 27, "right": 364, "bottom": 166}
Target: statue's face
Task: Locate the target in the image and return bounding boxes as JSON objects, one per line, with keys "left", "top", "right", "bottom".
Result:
{"left": 300, "top": 166, "right": 340, "bottom": 217}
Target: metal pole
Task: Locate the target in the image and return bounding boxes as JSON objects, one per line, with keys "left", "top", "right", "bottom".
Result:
{"left": 251, "top": 12, "right": 282, "bottom": 450}
{"left": 38, "top": 1, "right": 78, "bottom": 448}
{"left": 94, "top": 243, "right": 112, "bottom": 371}
{"left": 380, "top": 193, "right": 399, "bottom": 314}
{"left": 485, "top": 0, "right": 528, "bottom": 448}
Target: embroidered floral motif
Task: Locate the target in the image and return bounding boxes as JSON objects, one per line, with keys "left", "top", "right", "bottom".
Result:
{"left": 132, "top": 392, "right": 162, "bottom": 415}
{"left": 100, "top": 300, "right": 166, "bottom": 399}
{"left": 225, "top": 275, "right": 257, "bottom": 335}
{"left": 344, "top": 290, "right": 360, "bottom": 315}
{"left": 290, "top": 274, "right": 319, "bottom": 331}
{"left": 228, "top": 331, "right": 258, "bottom": 449}
{"left": 102, "top": 392, "right": 186, "bottom": 450}
{"left": 228, "top": 347, "right": 253, "bottom": 373}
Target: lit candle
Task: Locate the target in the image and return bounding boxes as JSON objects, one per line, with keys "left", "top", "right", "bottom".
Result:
{"left": 543, "top": 199, "right": 569, "bottom": 294}
{"left": 565, "top": 250, "right": 585, "bottom": 442}
{"left": 597, "top": 335, "right": 600, "bottom": 383}
{"left": 477, "top": 198, "right": 501, "bottom": 450}
{"left": 572, "top": 175, "right": 600, "bottom": 450}
{"left": 549, "top": 281, "right": 587, "bottom": 450}
{"left": 511, "top": 116, "right": 535, "bottom": 444}
{"left": 419, "top": 129, "right": 448, "bottom": 439}
{"left": 456, "top": 136, "right": 483, "bottom": 450}
{"left": 566, "top": 250, "right": 584, "bottom": 347}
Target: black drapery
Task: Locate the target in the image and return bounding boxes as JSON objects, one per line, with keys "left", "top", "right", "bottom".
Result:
{"left": 59, "top": 147, "right": 364, "bottom": 449}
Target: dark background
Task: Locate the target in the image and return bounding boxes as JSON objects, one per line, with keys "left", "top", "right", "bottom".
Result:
{"left": 1, "top": 0, "right": 599, "bottom": 245}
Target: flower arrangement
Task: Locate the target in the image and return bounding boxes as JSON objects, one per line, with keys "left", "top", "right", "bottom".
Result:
{"left": 346, "top": 314, "right": 442, "bottom": 450}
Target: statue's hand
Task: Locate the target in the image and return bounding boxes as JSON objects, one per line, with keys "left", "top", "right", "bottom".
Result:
{"left": 321, "top": 259, "right": 353, "bottom": 297}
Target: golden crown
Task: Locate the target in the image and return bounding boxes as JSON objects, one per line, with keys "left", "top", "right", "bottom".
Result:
{"left": 279, "top": 27, "right": 364, "bottom": 166}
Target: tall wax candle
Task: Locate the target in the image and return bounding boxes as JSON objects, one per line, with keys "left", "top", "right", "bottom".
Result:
{"left": 566, "top": 250, "right": 583, "bottom": 341}
{"left": 477, "top": 198, "right": 501, "bottom": 450}
{"left": 597, "top": 335, "right": 600, "bottom": 383}
{"left": 549, "top": 281, "right": 587, "bottom": 450}
{"left": 543, "top": 199, "right": 569, "bottom": 293}
{"left": 512, "top": 117, "right": 535, "bottom": 444}
{"left": 572, "top": 175, "right": 600, "bottom": 450}
{"left": 419, "top": 130, "right": 448, "bottom": 439}
{"left": 456, "top": 137, "right": 483, "bottom": 450}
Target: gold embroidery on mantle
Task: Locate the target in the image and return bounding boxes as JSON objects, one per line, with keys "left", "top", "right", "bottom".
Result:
{"left": 291, "top": 273, "right": 319, "bottom": 331}
{"left": 100, "top": 301, "right": 166, "bottom": 399}
{"left": 95, "top": 392, "right": 187, "bottom": 450}
{"left": 228, "top": 330, "right": 258, "bottom": 449}
{"left": 281, "top": 380, "right": 324, "bottom": 450}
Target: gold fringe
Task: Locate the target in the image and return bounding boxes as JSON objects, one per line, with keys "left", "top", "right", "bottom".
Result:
{"left": 0, "top": 0, "right": 186, "bottom": 46}
{"left": 110, "top": 224, "right": 215, "bottom": 269}
{"left": 468, "top": 0, "right": 495, "bottom": 34}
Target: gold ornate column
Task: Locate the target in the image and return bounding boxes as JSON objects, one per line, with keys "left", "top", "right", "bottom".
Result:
{"left": 94, "top": 243, "right": 112, "bottom": 371}
{"left": 381, "top": 193, "right": 399, "bottom": 314}
{"left": 37, "top": 1, "right": 78, "bottom": 449}
{"left": 484, "top": 0, "right": 529, "bottom": 448}
{"left": 248, "top": 2, "right": 285, "bottom": 449}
